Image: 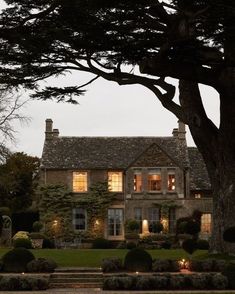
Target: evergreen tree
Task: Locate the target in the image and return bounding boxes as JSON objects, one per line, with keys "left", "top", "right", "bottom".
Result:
{"left": 0, "top": 0, "right": 234, "bottom": 253}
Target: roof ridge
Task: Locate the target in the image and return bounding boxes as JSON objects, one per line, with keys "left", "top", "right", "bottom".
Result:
{"left": 58, "top": 136, "right": 174, "bottom": 139}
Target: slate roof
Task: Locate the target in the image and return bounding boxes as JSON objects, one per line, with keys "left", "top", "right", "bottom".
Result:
{"left": 41, "top": 136, "right": 188, "bottom": 170}
{"left": 187, "top": 147, "right": 211, "bottom": 190}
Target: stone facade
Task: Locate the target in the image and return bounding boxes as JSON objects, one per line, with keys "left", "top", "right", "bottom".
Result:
{"left": 40, "top": 119, "right": 212, "bottom": 241}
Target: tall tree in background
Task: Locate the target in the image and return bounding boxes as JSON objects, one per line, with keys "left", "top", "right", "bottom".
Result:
{"left": 0, "top": 90, "right": 28, "bottom": 162}
{"left": 0, "top": 152, "right": 40, "bottom": 212}
{"left": 0, "top": 0, "right": 234, "bottom": 253}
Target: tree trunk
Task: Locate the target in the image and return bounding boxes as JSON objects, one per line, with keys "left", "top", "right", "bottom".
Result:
{"left": 179, "top": 77, "right": 235, "bottom": 254}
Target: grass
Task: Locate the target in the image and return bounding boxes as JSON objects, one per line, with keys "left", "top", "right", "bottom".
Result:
{"left": 0, "top": 248, "right": 234, "bottom": 267}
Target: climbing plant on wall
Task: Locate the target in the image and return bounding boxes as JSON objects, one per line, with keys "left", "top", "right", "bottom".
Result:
{"left": 39, "top": 184, "right": 74, "bottom": 239}
{"left": 75, "top": 181, "right": 115, "bottom": 238}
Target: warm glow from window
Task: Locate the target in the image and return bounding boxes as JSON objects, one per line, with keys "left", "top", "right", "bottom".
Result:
{"left": 201, "top": 213, "right": 211, "bottom": 234}
{"left": 73, "top": 172, "right": 88, "bottom": 192}
{"left": 134, "top": 173, "right": 142, "bottom": 192}
{"left": 108, "top": 172, "right": 123, "bottom": 192}
{"left": 148, "top": 173, "right": 161, "bottom": 191}
{"left": 195, "top": 193, "right": 201, "bottom": 199}
{"left": 168, "top": 174, "right": 176, "bottom": 191}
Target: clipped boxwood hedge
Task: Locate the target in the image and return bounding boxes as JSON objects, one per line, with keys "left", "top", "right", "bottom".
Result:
{"left": 124, "top": 248, "right": 152, "bottom": 272}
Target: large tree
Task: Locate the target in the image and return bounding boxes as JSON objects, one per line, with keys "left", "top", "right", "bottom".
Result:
{"left": 0, "top": 152, "right": 40, "bottom": 212}
{"left": 0, "top": 0, "right": 234, "bottom": 253}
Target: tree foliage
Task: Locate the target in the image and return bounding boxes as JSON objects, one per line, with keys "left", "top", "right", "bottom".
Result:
{"left": 0, "top": 0, "right": 235, "bottom": 253}
{"left": 0, "top": 152, "right": 40, "bottom": 212}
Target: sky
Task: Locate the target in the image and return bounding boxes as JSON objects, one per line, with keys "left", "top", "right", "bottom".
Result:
{"left": 1, "top": 1, "right": 220, "bottom": 158}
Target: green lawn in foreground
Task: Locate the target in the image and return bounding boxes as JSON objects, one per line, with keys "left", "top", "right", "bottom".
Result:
{"left": 0, "top": 248, "right": 234, "bottom": 267}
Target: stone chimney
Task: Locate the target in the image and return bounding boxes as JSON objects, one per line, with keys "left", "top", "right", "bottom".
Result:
{"left": 178, "top": 120, "right": 186, "bottom": 140}
{"left": 45, "top": 119, "right": 59, "bottom": 140}
{"left": 172, "top": 121, "right": 186, "bottom": 140}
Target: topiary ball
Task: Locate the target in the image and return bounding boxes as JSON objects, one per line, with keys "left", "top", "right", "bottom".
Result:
{"left": 124, "top": 248, "right": 152, "bottom": 272}
{"left": 223, "top": 227, "right": 235, "bottom": 243}
{"left": 13, "top": 238, "right": 32, "bottom": 249}
{"left": 182, "top": 238, "right": 197, "bottom": 255}
{"left": 2, "top": 248, "right": 35, "bottom": 272}
{"left": 185, "top": 220, "right": 200, "bottom": 235}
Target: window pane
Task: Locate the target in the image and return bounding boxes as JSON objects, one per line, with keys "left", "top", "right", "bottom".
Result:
{"left": 73, "top": 172, "right": 88, "bottom": 192}
{"left": 134, "top": 174, "right": 142, "bottom": 192}
{"left": 148, "top": 207, "right": 161, "bottom": 233}
{"left": 134, "top": 208, "right": 142, "bottom": 233}
{"left": 108, "top": 172, "right": 123, "bottom": 192}
{"left": 148, "top": 174, "right": 161, "bottom": 191}
{"left": 201, "top": 213, "right": 211, "bottom": 233}
{"left": 73, "top": 208, "right": 86, "bottom": 231}
{"left": 108, "top": 208, "right": 123, "bottom": 236}
{"left": 168, "top": 174, "right": 176, "bottom": 191}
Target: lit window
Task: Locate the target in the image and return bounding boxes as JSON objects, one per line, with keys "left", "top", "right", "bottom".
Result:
{"left": 108, "top": 209, "right": 123, "bottom": 236}
{"left": 168, "top": 173, "right": 176, "bottom": 191}
{"left": 134, "top": 173, "right": 142, "bottom": 192}
{"left": 201, "top": 213, "right": 211, "bottom": 234}
{"left": 72, "top": 208, "right": 87, "bottom": 231}
{"left": 195, "top": 193, "right": 201, "bottom": 199}
{"left": 73, "top": 172, "right": 88, "bottom": 192}
{"left": 108, "top": 172, "right": 123, "bottom": 192}
{"left": 148, "top": 171, "right": 161, "bottom": 191}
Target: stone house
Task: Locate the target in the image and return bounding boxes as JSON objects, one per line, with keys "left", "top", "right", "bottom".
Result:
{"left": 40, "top": 119, "right": 212, "bottom": 241}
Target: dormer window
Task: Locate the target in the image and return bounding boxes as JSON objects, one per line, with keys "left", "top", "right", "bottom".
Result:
{"left": 108, "top": 171, "right": 123, "bottom": 192}
{"left": 73, "top": 172, "right": 88, "bottom": 192}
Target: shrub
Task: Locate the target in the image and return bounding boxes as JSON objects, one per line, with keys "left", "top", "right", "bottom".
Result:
{"left": 29, "top": 232, "right": 46, "bottom": 239}
{"left": 125, "top": 232, "right": 139, "bottom": 240}
{"left": 189, "top": 274, "right": 207, "bottom": 289}
{"left": 151, "top": 221, "right": 163, "bottom": 233}
{"left": 188, "top": 260, "right": 202, "bottom": 272}
{"left": 13, "top": 238, "right": 32, "bottom": 249}
{"left": 170, "top": 274, "right": 186, "bottom": 289}
{"left": 126, "top": 242, "right": 137, "bottom": 250}
{"left": 182, "top": 238, "right": 197, "bottom": 255}
{"left": 27, "top": 258, "right": 57, "bottom": 272}
{"left": 201, "top": 259, "right": 214, "bottom": 272}
{"left": 2, "top": 248, "right": 35, "bottom": 272}
{"left": 136, "top": 276, "right": 152, "bottom": 290}
{"left": 152, "top": 259, "right": 180, "bottom": 272}
{"left": 222, "top": 262, "right": 235, "bottom": 289}
{"left": 152, "top": 259, "right": 170, "bottom": 272}
{"left": 185, "top": 220, "right": 200, "bottom": 235}
{"left": 223, "top": 226, "right": 235, "bottom": 243}
{"left": 124, "top": 248, "right": 152, "bottom": 272}
{"left": 42, "top": 238, "right": 55, "bottom": 249}
{"left": 0, "top": 276, "right": 48, "bottom": 291}
{"left": 161, "top": 241, "right": 171, "bottom": 249}
{"left": 151, "top": 275, "right": 168, "bottom": 289}
{"left": 126, "top": 219, "right": 139, "bottom": 232}
{"left": 12, "top": 231, "right": 29, "bottom": 241}
{"left": 32, "top": 221, "right": 43, "bottom": 232}
{"left": 211, "top": 273, "right": 228, "bottom": 289}
{"left": 92, "top": 238, "right": 110, "bottom": 249}
{"left": 103, "top": 276, "right": 122, "bottom": 290}
{"left": 197, "top": 239, "right": 209, "bottom": 250}
{"left": 213, "top": 259, "right": 226, "bottom": 272}
{"left": 102, "top": 257, "right": 122, "bottom": 273}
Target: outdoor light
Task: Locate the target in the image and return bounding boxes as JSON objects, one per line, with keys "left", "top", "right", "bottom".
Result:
{"left": 142, "top": 219, "right": 149, "bottom": 234}
{"left": 21, "top": 272, "right": 25, "bottom": 275}
{"left": 53, "top": 220, "right": 58, "bottom": 226}
{"left": 95, "top": 220, "right": 100, "bottom": 225}
{"left": 179, "top": 259, "right": 189, "bottom": 270}
{"left": 136, "top": 271, "right": 139, "bottom": 275}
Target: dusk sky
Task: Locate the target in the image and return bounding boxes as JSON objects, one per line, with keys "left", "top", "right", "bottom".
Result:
{"left": 0, "top": 1, "right": 220, "bottom": 158}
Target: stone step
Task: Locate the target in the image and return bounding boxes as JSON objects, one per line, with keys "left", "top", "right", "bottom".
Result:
{"left": 55, "top": 267, "right": 101, "bottom": 273}
{"left": 49, "top": 282, "right": 103, "bottom": 289}
{"left": 51, "top": 273, "right": 103, "bottom": 279}
{"left": 50, "top": 277, "right": 103, "bottom": 283}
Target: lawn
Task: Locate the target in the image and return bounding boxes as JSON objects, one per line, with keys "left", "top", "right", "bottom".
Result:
{"left": 0, "top": 248, "right": 234, "bottom": 267}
